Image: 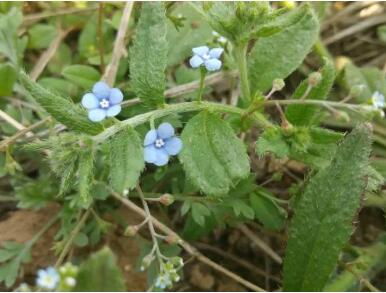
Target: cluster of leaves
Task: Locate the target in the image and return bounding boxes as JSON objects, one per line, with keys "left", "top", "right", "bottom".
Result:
{"left": 0, "top": 1, "right": 386, "bottom": 291}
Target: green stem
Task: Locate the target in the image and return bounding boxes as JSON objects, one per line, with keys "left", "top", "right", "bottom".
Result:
{"left": 93, "top": 101, "right": 271, "bottom": 143}
{"left": 197, "top": 67, "right": 206, "bottom": 102}
{"left": 234, "top": 43, "right": 251, "bottom": 103}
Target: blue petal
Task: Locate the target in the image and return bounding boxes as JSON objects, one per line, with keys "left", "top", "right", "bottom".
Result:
{"left": 205, "top": 59, "right": 222, "bottom": 71}
{"left": 92, "top": 81, "right": 110, "bottom": 100}
{"left": 209, "top": 48, "right": 224, "bottom": 59}
{"left": 88, "top": 109, "right": 106, "bottom": 122}
{"left": 154, "top": 149, "right": 169, "bottom": 166}
{"left": 144, "top": 129, "right": 157, "bottom": 146}
{"left": 164, "top": 137, "right": 182, "bottom": 155}
{"left": 192, "top": 46, "right": 209, "bottom": 57}
{"left": 81, "top": 93, "right": 99, "bottom": 109}
{"left": 106, "top": 105, "right": 121, "bottom": 117}
{"left": 144, "top": 145, "right": 157, "bottom": 163}
{"left": 189, "top": 55, "right": 204, "bottom": 68}
{"left": 157, "top": 122, "right": 174, "bottom": 139}
{"left": 109, "top": 88, "right": 123, "bottom": 105}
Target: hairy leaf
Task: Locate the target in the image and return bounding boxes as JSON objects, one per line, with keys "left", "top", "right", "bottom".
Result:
{"left": 248, "top": 4, "right": 319, "bottom": 94}
{"left": 62, "top": 64, "right": 100, "bottom": 89}
{"left": 19, "top": 72, "right": 103, "bottom": 135}
{"left": 73, "top": 247, "right": 126, "bottom": 291}
{"left": 283, "top": 124, "right": 372, "bottom": 291}
{"left": 109, "top": 127, "right": 144, "bottom": 193}
{"left": 179, "top": 111, "right": 250, "bottom": 195}
{"left": 129, "top": 2, "right": 167, "bottom": 108}
{"left": 285, "top": 58, "right": 335, "bottom": 126}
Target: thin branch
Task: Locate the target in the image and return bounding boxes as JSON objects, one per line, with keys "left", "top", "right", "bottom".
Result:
{"left": 102, "top": 1, "right": 134, "bottom": 86}
{"left": 238, "top": 224, "right": 282, "bottom": 265}
{"left": 30, "top": 27, "right": 73, "bottom": 81}
{"left": 55, "top": 208, "right": 91, "bottom": 268}
{"left": 0, "top": 116, "right": 51, "bottom": 151}
{"left": 324, "top": 14, "right": 386, "bottom": 45}
{"left": 121, "top": 70, "right": 238, "bottom": 107}
{"left": 195, "top": 242, "right": 281, "bottom": 283}
{"left": 0, "top": 109, "right": 34, "bottom": 138}
{"left": 111, "top": 191, "right": 265, "bottom": 292}
{"left": 22, "top": 7, "right": 98, "bottom": 26}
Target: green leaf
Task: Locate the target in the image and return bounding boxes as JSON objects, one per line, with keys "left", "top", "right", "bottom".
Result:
{"left": 27, "top": 24, "right": 57, "bottom": 49}
{"left": 179, "top": 111, "right": 250, "bottom": 195}
{"left": 166, "top": 4, "right": 212, "bottom": 66}
{"left": 285, "top": 59, "right": 335, "bottom": 126}
{"left": 109, "top": 127, "right": 145, "bottom": 193}
{"left": 256, "top": 126, "right": 290, "bottom": 158}
{"left": 231, "top": 198, "right": 255, "bottom": 219}
{"left": 248, "top": 4, "right": 319, "bottom": 94}
{"left": 78, "top": 149, "right": 94, "bottom": 208}
{"left": 191, "top": 202, "right": 211, "bottom": 226}
{"left": 38, "top": 77, "right": 78, "bottom": 98}
{"left": 62, "top": 65, "right": 101, "bottom": 90}
{"left": 0, "top": 8, "right": 22, "bottom": 65}
{"left": 19, "top": 72, "right": 103, "bottom": 135}
{"left": 129, "top": 2, "right": 168, "bottom": 108}
{"left": 283, "top": 124, "right": 372, "bottom": 291}
{"left": 73, "top": 247, "right": 126, "bottom": 291}
{"left": 250, "top": 189, "right": 287, "bottom": 230}
{"left": 0, "top": 63, "right": 16, "bottom": 96}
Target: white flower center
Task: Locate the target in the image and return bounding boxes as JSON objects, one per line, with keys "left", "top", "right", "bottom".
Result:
{"left": 155, "top": 138, "right": 165, "bottom": 148}
{"left": 202, "top": 53, "right": 210, "bottom": 60}
{"left": 99, "top": 98, "right": 110, "bottom": 109}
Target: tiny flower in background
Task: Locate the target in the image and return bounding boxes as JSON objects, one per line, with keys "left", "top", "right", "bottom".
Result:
{"left": 144, "top": 123, "right": 183, "bottom": 166}
{"left": 81, "top": 81, "right": 123, "bottom": 122}
{"left": 16, "top": 283, "right": 30, "bottom": 292}
{"left": 212, "top": 31, "right": 227, "bottom": 44}
{"left": 189, "top": 46, "right": 223, "bottom": 71}
{"left": 155, "top": 273, "right": 172, "bottom": 289}
{"left": 371, "top": 91, "right": 385, "bottom": 109}
{"left": 64, "top": 277, "right": 76, "bottom": 288}
{"left": 36, "top": 267, "right": 60, "bottom": 290}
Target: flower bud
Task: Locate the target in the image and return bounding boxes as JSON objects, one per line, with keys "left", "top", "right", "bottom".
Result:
{"left": 165, "top": 234, "right": 180, "bottom": 245}
{"left": 141, "top": 254, "right": 154, "bottom": 271}
{"left": 272, "top": 78, "right": 285, "bottom": 91}
{"left": 159, "top": 194, "right": 174, "bottom": 206}
{"left": 334, "top": 111, "right": 350, "bottom": 123}
{"left": 308, "top": 72, "right": 322, "bottom": 86}
{"left": 124, "top": 225, "right": 138, "bottom": 237}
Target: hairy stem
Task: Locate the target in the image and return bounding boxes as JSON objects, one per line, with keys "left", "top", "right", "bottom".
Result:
{"left": 234, "top": 43, "right": 251, "bottom": 103}
{"left": 196, "top": 67, "right": 206, "bottom": 102}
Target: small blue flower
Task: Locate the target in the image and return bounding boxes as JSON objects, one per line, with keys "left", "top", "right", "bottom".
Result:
{"left": 144, "top": 123, "right": 183, "bottom": 166}
{"left": 189, "top": 46, "right": 223, "bottom": 71}
{"left": 36, "top": 267, "right": 60, "bottom": 290}
{"left": 371, "top": 91, "right": 385, "bottom": 109}
{"left": 81, "top": 81, "right": 123, "bottom": 122}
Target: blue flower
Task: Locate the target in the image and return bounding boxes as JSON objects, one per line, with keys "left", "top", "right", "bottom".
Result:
{"left": 144, "top": 123, "right": 183, "bottom": 166}
{"left": 36, "top": 267, "right": 60, "bottom": 290}
{"left": 371, "top": 91, "right": 385, "bottom": 109}
{"left": 81, "top": 81, "right": 123, "bottom": 122}
{"left": 189, "top": 46, "right": 223, "bottom": 71}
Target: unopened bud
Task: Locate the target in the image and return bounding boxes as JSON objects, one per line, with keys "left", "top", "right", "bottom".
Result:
{"left": 141, "top": 254, "right": 154, "bottom": 271}
{"left": 350, "top": 85, "right": 365, "bottom": 98}
{"left": 124, "top": 225, "right": 138, "bottom": 237}
{"left": 165, "top": 234, "right": 180, "bottom": 245}
{"left": 334, "top": 111, "right": 350, "bottom": 123}
{"left": 272, "top": 78, "right": 285, "bottom": 91}
{"left": 308, "top": 72, "right": 322, "bottom": 86}
{"left": 159, "top": 194, "right": 174, "bottom": 206}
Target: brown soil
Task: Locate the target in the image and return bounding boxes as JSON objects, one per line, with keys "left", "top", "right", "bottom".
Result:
{"left": 0, "top": 205, "right": 147, "bottom": 291}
